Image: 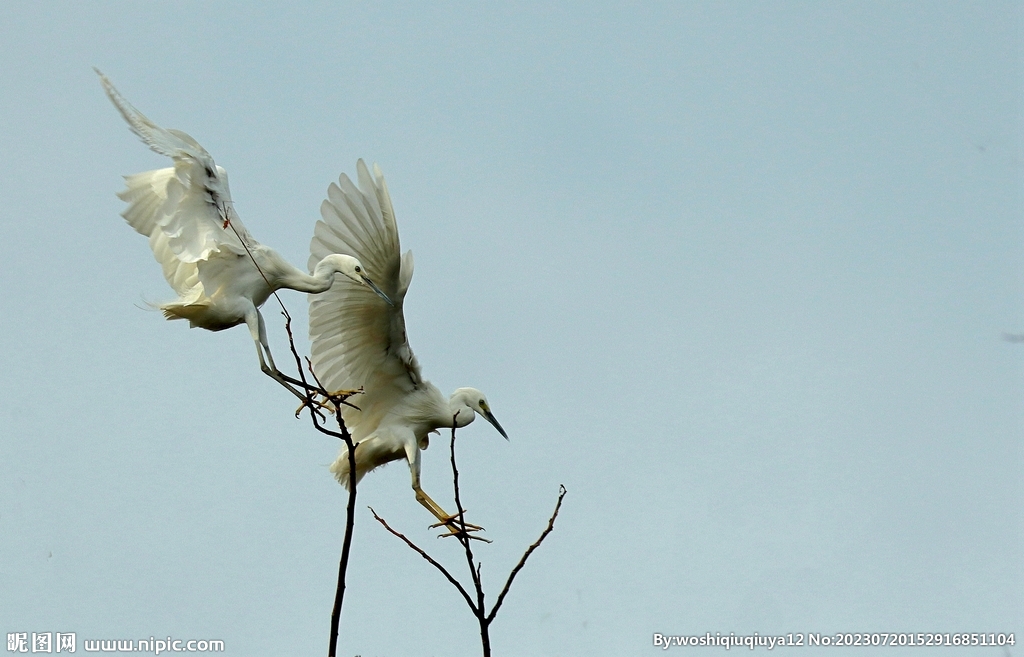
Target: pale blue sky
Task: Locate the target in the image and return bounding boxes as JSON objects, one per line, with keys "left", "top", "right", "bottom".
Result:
{"left": 0, "top": 2, "right": 1020, "bottom": 655}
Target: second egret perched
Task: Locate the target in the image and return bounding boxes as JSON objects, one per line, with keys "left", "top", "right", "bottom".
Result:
{"left": 308, "top": 160, "right": 507, "bottom": 534}
{"left": 97, "top": 71, "right": 391, "bottom": 391}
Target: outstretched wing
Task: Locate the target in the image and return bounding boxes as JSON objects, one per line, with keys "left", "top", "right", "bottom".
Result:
{"left": 98, "top": 70, "right": 257, "bottom": 272}
{"left": 308, "top": 160, "right": 421, "bottom": 426}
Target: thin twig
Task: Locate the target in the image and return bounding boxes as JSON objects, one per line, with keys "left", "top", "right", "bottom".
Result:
{"left": 487, "top": 484, "right": 567, "bottom": 623}
{"left": 283, "top": 319, "right": 326, "bottom": 422}
{"left": 220, "top": 208, "right": 291, "bottom": 323}
{"left": 449, "top": 424, "right": 489, "bottom": 654}
{"left": 370, "top": 507, "right": 478, "bottom": 613}
{"left": 449, "top": 423, "right": 484, "bottom": 597}
{"left": 305, "top": 357, "right": 363, "bottom": 412}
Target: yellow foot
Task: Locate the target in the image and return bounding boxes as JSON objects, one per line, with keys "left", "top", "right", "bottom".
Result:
{"left": 328, "top": 388, "right": 364, "bottom": 399}
{"left": 431, "top": 514, "right": 490, "bottom": 542}
{"left": 294, "top": 388, "right": 363, "bottom": 418}
{"left": 295, "top": 395, "right": 331, "bottom": 418}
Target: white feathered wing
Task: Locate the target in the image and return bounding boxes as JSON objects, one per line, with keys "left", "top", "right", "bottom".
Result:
{"left": 99, "top": 70, "right": 259, "bottom": 321}
{"left": 308, "top": 160, "right": 421, "bottom": 444}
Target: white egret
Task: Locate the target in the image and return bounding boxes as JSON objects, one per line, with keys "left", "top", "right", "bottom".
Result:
{"left": 308, "top": 160, "right": 507, "bottom": 534}
{"left": 97, "top": 71, "right": 391, "bottom": 393}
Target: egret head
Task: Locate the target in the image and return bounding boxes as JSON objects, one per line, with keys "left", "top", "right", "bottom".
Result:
{"left": 452, "top": 387, "right": 509, "bottom": 440}
{"left": 326, "top": 254, "right": 393, "bottom": 305}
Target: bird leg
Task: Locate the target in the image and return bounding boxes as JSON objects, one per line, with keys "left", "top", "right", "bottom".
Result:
{"left": 258, "top": 343, "right": 310, "bottom": 402}
{"left": 259, "top": 350, "right": 336, "bottom": 422}
{"left": 245, "top": 306, "right": 324, "bottom": 406}
{"left": 414, "top": 485, "right": 489, "bottom": 542}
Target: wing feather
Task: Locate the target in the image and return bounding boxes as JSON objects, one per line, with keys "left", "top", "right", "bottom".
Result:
{"left": 98, "top": 70, "right": 257, "bottom": 270}
{"left": 118, "top": 168, "right": 199, "bottom": 295}
{"left": 309, "top": 161, "right": 421, "bottom": 435}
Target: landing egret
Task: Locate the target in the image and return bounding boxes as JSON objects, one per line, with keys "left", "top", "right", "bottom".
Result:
{"left": 97, "top": 71, "right": 391, "bottom": 391}
{"left": 308, "top": 160, "right": 507, "bottom": 534}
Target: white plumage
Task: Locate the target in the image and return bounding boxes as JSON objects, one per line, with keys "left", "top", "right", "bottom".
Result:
{"left": 308, "top": 160, "right": 507, "bottom": 532}
{"left": 98, "top": 70, "right": 390, "bottom": 383}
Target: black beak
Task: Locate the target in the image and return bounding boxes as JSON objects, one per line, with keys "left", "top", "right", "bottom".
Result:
{"left": 362, "top": 275, "right": 394, "bottom": 306}
{"left": 482, "top": 409, "right": 509, "bottom": 441}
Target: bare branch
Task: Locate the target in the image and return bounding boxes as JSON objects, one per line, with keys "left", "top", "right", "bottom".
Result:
{"left": 370, "top": 507, "right": 478, "bottom": 614}
{"left": 449, "top": 424, "right": 485, "bottom": 601}
{"left": 326, "top": 405, "right": 357, "bottom": 657}
{"left": 372, "top": 415, "right": 567, "bottom": 657}
{"left": 487, "top": 485, "right": 566, "bottom": 623}
{"left": 280, "top": 312, "right": 358, "bottom": 657}
{"left": 378, "top": 422, "right": 565, "bottom": 656}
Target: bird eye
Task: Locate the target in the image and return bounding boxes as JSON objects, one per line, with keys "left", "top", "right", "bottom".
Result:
{"left": 479, "top": 399, "right": 486, "bottom": 408}
{"left": 355, "top": 266, "right": 361, "bottom": 272}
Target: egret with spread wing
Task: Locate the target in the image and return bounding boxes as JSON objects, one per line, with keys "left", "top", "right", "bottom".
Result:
{"left": 308, "top": 160, "right": 507, "bottom": 535}
{"left": 97, "top": 71, "right": 391, "bottom": 395}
